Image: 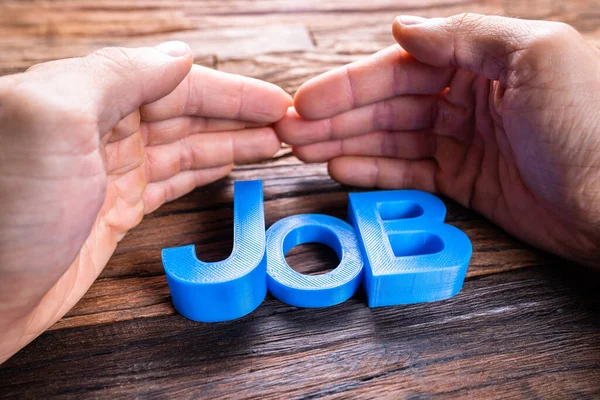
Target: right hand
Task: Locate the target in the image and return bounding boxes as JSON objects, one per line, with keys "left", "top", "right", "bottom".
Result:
{"left": 275, "top": 14, "right": 600, "bottom": 267}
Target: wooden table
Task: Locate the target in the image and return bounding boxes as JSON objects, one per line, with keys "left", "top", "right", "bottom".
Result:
{"left": 1, "top": 1, "right": 599, "bottom": 398}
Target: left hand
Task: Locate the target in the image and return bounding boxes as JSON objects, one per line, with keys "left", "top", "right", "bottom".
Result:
{"left": 0, "top": 41, "right": 291, "bottom": 363}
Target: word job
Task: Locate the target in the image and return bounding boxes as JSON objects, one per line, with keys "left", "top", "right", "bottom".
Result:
{"left": 162, "top": 181, "right": 472, "bottom": 322}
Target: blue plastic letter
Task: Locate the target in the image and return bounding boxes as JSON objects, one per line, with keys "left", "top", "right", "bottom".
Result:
{"left": 162, "top": 180, "right": 266, "bottom": 322}
{"left": 266, "top": 214, "right": 364, "bottom": 308}
{"left": 349, "top": 190, "right": 472, "bottom": 307}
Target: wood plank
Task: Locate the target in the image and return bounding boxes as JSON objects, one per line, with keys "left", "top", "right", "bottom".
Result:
{"left": 1, "top": 0, "right": 599, "bottom": 397}
{"left": 1, "top": 266, "right": 598, "bottom": 398}
{"left": 216, "top": 7, "right": 600, "bottom": 90}
{"left": 103, "top": 158, "right": 549, "bottom": 279}
{"left": 0, "top": 24, "right": 313, "bottom": 76}
{"left": 3, "top": 0, "right": 599, "bottom": 38}
{"left": 40, "top": 155, "right": 548, "bottom": 331}
{"left": 2, "top": 0, "right": 599, "bottom": 76}
{"left": 0, "top": 0, "right": 477, "bottom": 22}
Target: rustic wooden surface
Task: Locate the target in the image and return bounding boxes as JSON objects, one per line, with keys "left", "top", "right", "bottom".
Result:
{"left": 1, "top": 0, "right": 600, "bottom": 398}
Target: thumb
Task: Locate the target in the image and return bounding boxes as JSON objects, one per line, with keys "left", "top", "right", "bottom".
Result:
{"left": 392, "top": 13, "right": 573, "bottom": 84}
{"left": 82, "top": 41, "right": 193, "bottom": 133}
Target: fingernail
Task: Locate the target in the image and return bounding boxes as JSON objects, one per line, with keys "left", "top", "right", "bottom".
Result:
{"left": 396, "top": 15, "right": 427, "bottom": 26}
{"left": 154, "top": 41, "right": 190, "bottom": 57}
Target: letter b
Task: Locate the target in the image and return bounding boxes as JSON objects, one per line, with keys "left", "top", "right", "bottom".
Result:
{"left": 349, "top": 190, "right": 472, "bottom": 307}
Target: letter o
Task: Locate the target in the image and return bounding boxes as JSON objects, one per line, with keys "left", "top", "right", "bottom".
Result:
{"left": 266, "top": 214, "right": 364, "bottom": 308}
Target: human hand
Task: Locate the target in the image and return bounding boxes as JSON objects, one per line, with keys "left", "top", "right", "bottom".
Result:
{"left": 0, "top": 42, "right": 291, "bottom": 363}
{"left": 275, "top": 14, "right": 600, "bottom": 267}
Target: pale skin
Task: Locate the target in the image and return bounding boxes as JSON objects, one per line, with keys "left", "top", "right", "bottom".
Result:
{"left": 1, "top": 13, "right": 599, "bottom": 364}
{"left": 0, "top": 41, "right": 291, "bottom": 363}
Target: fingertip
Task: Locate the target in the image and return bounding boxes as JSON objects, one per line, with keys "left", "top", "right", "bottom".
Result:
{"left": 392, "top": 18, "right": 404, "bottom": 42}
{"left": 291, "top": 146, "right": 304, "bottom": 160}
{"left": 154, "top": 41, "right": 192, "bottom": 59}
{"left": 392, "top": 16, "right": 428, "bottom": 44}
{"left": 292, "top": 145, "right": 310, "bottom": 162}
{"left": 260, "top": 83, "right": 294, "bottom": 123}
{"left": 283, "top": 90, "right": 294, "bottom": 107}
{"left": 292, "top": 80, "right": 313, "bottom": 118}
{"left": 327, "top": 157, "right": 378, "bottom": 188}
{"left": 272, "top": 85, "right": 294, "bottom": 119}
{"left": 395, "top": 15, "right": 428, "bottom": 27}
{"left": 293, "top": 74, "right": 333, "bottom": 120}
{"left": 278, "top": 97, "right": 294, "bottom": 120}
{"left": 273, "top": 107, "right": 302, "bottom": 145}
{"left": 152, "top": 41, "right": 194, "bottom": 79}
{"left": 327, "top": 157, "right": 348, "bottom": 184}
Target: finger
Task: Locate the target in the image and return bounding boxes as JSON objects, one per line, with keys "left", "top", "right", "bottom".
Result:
{"left": 294, "top": 44, "right": 454, "bottom": 120}
{"left": 328, "top": 156, "right": 438, "bottom": 192}
{"left": 86, "top": 42, "right": 192, "bottom": 133}
{"left": 11, "top": 41, "right": 193, "bottom": 137}
{"left": 141, "top": 64, "right": 292, "bottom": 123}
{"left": 392, "top": 13, "right": 576, "bottom": 83}
{"left": 293, "top": 130, "right": 436, "bottom": 163}
{"left": 143, "top": 165, "right": 232, "bottom": 214}
{"left": 276, "top": 96, "right": 436, "bottom": 146}
{"left": 142, "top": 116, "right": 265, "bottom": 146}
{"left": 144, "top": 127, "right": 281, "bottom": 182}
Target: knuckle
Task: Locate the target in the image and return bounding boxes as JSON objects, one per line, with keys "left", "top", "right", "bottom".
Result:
{"left": 529, "top": 21, "right": 580, "bottom": 50}
{"left": 91, "top": 47, "right": 137, "bottom": 73}
{"left": 519, "top": 21, "right": 581, "bottom": 61}
{"left": 508, "top": 21, "right": 583, "bottom": 87}
{"left": 547, "top": 21, "right": 579, "bottom": 40}
{"left": 447, "top": 13, "right": 486, "bottom": 33}
{"left": 372, "top": 100, "right": 394, "bottom": 130}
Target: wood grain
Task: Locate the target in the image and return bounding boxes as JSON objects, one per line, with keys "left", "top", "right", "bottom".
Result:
{"left": 1, "top": 267, "right": 598, "bottom": 399}
{"left": 2, "top": 0, "right": 600, "bottom": 76}
{"left": 0, "top": 0, "right": 599, "bottom": 398}
{"left": 47, "top": 155, "right": 550, "bottom": 331}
